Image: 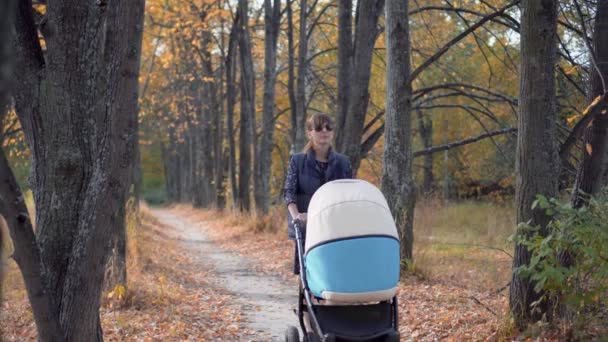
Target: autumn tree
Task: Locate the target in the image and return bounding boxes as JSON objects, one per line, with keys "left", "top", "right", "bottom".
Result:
{"left": 0, "top": 0, "right": 16, "bottom": 310}
{"left": 510, "top": 0, "right": 559, "bottom": 328}
{"left": 237, "top": 0, "right": 255, "bottom": 211}
{"left": 570, "top": 0, "right": 608, "bottom": 208}
{"left": 254, "top": 0, "right": 281, "bottom": 213}
{"left": 4, "top": 1, "right": 145, "bottom": 340}
{"left": 381, "top": 0, "right": 416, "bottom": 262}
{"left": 336, "top": 0, "right": 385, "bottom": 173}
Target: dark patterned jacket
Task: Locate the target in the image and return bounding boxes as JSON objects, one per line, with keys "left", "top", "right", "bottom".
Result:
{"left": 284, "top": 148, "right": 353, "bottom": 239}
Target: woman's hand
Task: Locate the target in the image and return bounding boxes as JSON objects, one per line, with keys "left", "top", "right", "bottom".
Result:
{"left": 294, "top": 212, "right": 307, "bottom": 224}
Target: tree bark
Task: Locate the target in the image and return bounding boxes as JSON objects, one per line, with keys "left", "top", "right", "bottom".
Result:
{"left": 254, "top": 0, "right": 281, "bottom": 214}
{"left": 335, "top": 0, "right": 353, "bottom": 151}
{"left": 106, "top": 0, "right": 145, "bottom": 291}
{"left": 381, "top": 0, "right": 416, "bottom": 263}
{"left": 287, "top": 0, "right": 298, "bottom": 151}
{"left": 416, "top": 110, "right": 434, "bottom": 194}
{"left": 238, "top": 0, "right": 254, "bottom": 211}
{"left": 226, "top": 15, "right": 239, "bottom": 209}
{"left": 571, "top": 0, "right": 608, "bottom": 208}
{"left": 215, "top": 18, "right": 227, "bottom": 210}
{"left": 8, "top": 0, "right": 145, "bottom": 340}
{"left": 510, "top": 0, "right": 559, "bottom": 329}
{"left": 0, "top": 0, "right": 14, "bottom": 311}
{"left": 294, "top": 0, "right": 309, "bottom": 152}
{"left": 340, "top": 0, "right": 385, "bottom": 173}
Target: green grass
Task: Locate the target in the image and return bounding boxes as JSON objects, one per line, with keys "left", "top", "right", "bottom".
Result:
{"left": 412, "top": 198, "right": 515, "bottom": 290}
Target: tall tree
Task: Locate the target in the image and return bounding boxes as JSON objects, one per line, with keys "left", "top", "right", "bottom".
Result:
{"left": 287, "top": 0, "right": 298, "bottom": 151}
{"left": 571, "top": 0, "right": 608, "bottom": 208}
{"left": 226, "top": 13, "right": 240, "bottom": 209}
{"left": 254, "top": 0, "right": 281, "bottom": 214}
{"left": 381, "top": 0, "right": 416, "bottom": 262}
{"left": 335, "top": 0, "right": 353, "bottom": 151}
{"left": 0, "top": 0, "right": 16, "bottom": 311}
{"left": 238, "top": 0, "right": 255, "bottom": 211}
{"left": 338, "top": 0, "right": 385, "bottom": 173}
{"left": 215, "top": 7, "right": 228, "bottom": 210}
{"left": 416, "top": 110, "right": 434, "bottom": 194}
{"left": 6, "top": 0, "right": 146, "bottom": 340}
{"left": 294, "top": 0, "right": 309, "bottom": 151}
{"left": 510, "top": 0, "right": 559, "bottom": 329}
{"left": 106, "top": 0, "right": 146, "bottom": 290}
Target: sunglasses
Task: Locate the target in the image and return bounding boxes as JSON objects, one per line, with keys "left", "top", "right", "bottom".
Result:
{"left": 311, "top": 123, "right": 334, "bottom": 132}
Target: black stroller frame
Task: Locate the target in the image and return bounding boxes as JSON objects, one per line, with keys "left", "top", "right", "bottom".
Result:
{"left": 287, "top": 221, "right": 400, "bottom": 342}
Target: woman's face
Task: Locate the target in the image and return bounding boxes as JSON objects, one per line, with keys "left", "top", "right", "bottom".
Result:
{"left": 307, "top": 121, "right": 334, "bottom": 147}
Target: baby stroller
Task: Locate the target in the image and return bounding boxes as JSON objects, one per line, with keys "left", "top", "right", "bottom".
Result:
{"left": 285, "top": 179, "right": 400, "bottom": 342}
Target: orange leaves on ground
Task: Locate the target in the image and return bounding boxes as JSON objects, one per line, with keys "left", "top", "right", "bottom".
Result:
{"left": 169, "top": 205, "right": 513, "bottom": 341}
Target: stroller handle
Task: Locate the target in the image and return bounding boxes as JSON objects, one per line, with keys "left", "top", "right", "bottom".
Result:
{"left": 292, "top": 219, "right": 306, "bottom": 241}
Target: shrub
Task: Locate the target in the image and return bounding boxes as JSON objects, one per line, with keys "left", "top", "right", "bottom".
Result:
{"left": 513, "top": 192, "right": 608, "bottom": 326}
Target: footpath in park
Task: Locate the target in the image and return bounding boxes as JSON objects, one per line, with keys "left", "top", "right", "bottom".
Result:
{"left": 153, "top": 209, "right": 300, "bottom": 341}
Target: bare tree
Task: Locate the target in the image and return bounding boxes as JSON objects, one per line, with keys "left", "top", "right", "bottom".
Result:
{"left": 106, "top": 0, "right": 146, "bottom": 291}
{"left": 294, "top": 0, "right": 309, "bottom": 151}
{"left": 382, "top": 0, "right": 416, "bottom": 262}
{"left": 254, "top": 0, "right": 281, "bottom": 214}
{"left": 226, "top": 13, "right": 240, "bottom": 209}
{"left": 571, "top": 0, "right": 608, "bottom": 207}
{"left": 510, "top": 0, "right": 559, "bottom": 329}
{"left": 339, "top": 0, "right": 385, "bottom": 173}
{"left": 6, "top": 0, "right": 145, "bottom": 340}
{"left": 238, "top": 0, "right": 255, "bottom": 211}
{"left": 335, "top": 0, "right": 353, "bottom": 150}
{"left": 0, "top": 0, "right": 16, "bottom": 315}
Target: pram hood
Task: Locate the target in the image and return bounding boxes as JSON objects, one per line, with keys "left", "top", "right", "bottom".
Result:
{"left": 304, "top": 179, "right": 401, "bottom": 303}
{"left": 304, "top": 179, "right": 399, "bottom": 253}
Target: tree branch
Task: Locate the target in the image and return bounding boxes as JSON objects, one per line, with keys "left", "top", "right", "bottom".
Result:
{"left": 573, "top": 0, "right": 606, "bottom": 93}
{"left": 0, "top": 147, "right": 63, "bottom": 340}
{"left": 408, "top": 0, "right": 520, "bottom": 84}
{"left": 413, "top": 127, "right": 516, "bottom": 157}
{"left": 360, "top": 123, "right": 384, "bottom": 157}
{"left": 413, "top": 83, "right": 517, "bottom": 104}
{"left": 559, "top": 93, "right": 608, "bottom": 160}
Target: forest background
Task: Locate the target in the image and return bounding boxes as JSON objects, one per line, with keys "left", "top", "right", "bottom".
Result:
{"left": 1, "top": 0, "right": 608, "bottom": 340}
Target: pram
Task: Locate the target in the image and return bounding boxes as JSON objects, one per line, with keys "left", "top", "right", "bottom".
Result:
{"left": 285, "top": 179, "right": 400, "bottom": 342}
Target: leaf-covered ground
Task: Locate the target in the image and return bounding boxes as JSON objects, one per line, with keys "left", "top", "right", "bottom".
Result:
{"left": 1, "top": 206, "right": 253, "bottom": 341}
{"left": 170, "top": 206, "right": 513, "bottom": 341}
{"left": 3, "top": 204, "right": 578, "bottom": 341}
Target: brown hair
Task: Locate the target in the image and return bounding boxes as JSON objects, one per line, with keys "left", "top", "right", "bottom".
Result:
{"left": 303, "top": 113, "right": 335, "bottom": 152}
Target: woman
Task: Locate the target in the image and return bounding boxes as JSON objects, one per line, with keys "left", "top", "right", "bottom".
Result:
{"left": 284, "top": 113, "right": 353, "bottom": 274}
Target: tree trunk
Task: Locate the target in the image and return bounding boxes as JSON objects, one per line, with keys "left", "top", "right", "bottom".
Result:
{"left": 202, "top": 34, "right": 218, "bottom": 207}
{"left": 254, "top": 0, "right": 281, "bottom": 214}
{"left": 510, "top": 0, "right": 559, "bottom": 329}
{"left": 381, "top": 0, "right": 416, "bottom": 263}
{"left": 571, "top": 0, "right": 608, "bottom": 208}
{"left": 335, "top": 0, "right": 353, "bottom": 151}
{"left": 214, "top": 26, "right": 226, "bottom": 209}
{"left": 0, "top": 0, "right": 14, "bottom": 310}
{"left": 417, "top": 110, "right": 434, "bottom": 194}
{"left": 340, "top": 0, "right": 385, "bottom": 173}
{"left": 238, "top": 0, "right": 254, "bottom": 212}
{"left": 226, "top": 15, "right": 239, "bottom": 209}
{"left": 294, "top": 0, "right": 309, "bottom": 152}
{"left": 106, "top": 0, "right": 145, "bottom": 290}
{"left": 9, "top": 0, "right": 145, "bottom": 340}
{"left": 287, "top": 0, "right": 298, "bottom": 151}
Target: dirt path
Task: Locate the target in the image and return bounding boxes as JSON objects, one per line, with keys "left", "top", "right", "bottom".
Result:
{"left": 153, "top": 209, "right": 301, "bottom": 341}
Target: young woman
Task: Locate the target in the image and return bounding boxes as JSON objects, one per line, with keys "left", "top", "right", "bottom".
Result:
{"left": 284, "top": 113, "right": 353, "bottom": 274}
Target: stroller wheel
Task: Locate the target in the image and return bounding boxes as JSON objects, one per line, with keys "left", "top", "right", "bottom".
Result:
{"left": 285, "top": 325, "right": 300, "bottom": 342}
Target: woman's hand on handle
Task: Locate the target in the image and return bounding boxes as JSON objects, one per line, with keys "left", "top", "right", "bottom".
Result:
{"left": 294, "top": 213, "right": 307, "bottom": 225}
